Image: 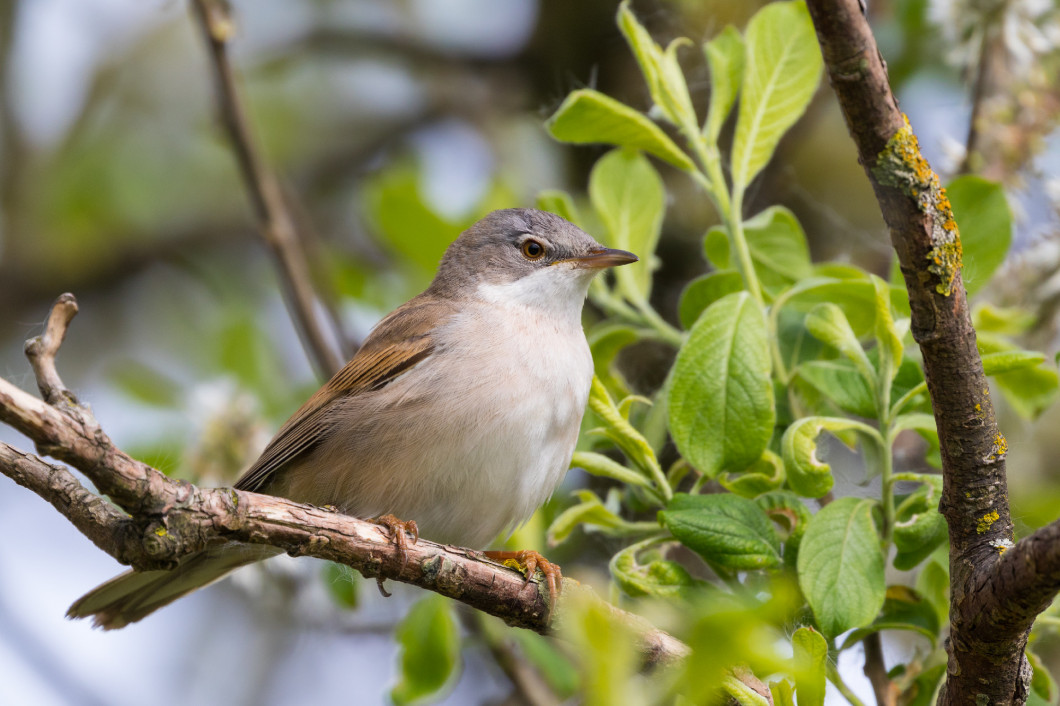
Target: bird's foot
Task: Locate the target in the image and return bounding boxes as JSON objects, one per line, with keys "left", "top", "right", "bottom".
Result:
{"left": 483, "top": 549, "right": 562, "bottom": 617}
{"left": 371, "top": 514, "right": 419, "bottom": 597}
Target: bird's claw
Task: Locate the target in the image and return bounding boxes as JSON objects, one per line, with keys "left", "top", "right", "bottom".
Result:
{"left": 372, "top": 514, "right": 419, "bottom": 596}
{"left": 483, "top": 549, "right": 562, "bottom": 621}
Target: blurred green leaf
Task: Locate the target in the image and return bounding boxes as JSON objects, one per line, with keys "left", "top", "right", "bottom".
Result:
{"left": 363, "top": 165, "right": 460, "bottom": 280}
{"left": 391, "top": 594, "right": 461, "bottom": 705}
{"left": 590, "top": 149, "right": 665, "bottom": 302}
{"left": 798, "top": 497, "right": 886, "bottom": 636}
{"left": 703, "top": 26, "right": 745, "bottom": 142}
{"left": 981, "top": 351, "right": 1046, "bottom": 376}
{"left": 109, "top": 360, "right": 182, "bottom": 408}
{"left": 972, "top": 303, "right": 1036, "bottom": 335}
{"left": 510, "top": 629, "right": 580, "bottom": 698}
{"left": 979, "top": 332, "right": 1059, "bottom": 420}
{"left": 792, "top": 627, "right": 827, "bottom": 706}
{"left": 1028, "top": 649, "right": 1057, "bottom": 704}
{"left": 322, "top": 562, "right": 358, "bottom": 610}
{"left": 839, "top": 586, "right": 941, "bottom": 650}
{"left": 946, "top": 175, "right": 1012, "bottom": 296}
{"left": 547, "top": 90, "right": 694, "bottom": 171}
{"left": 660, "top": 493, "right": 782, "bottom": 570}
{"left": 668, "top": 292, "right": 774, "bottom": 478}
{"left": 731, "top": 0, "right": 822, "bottom": 191}
{"left": 536, "top": 189, "right": 583, "bottom": 226}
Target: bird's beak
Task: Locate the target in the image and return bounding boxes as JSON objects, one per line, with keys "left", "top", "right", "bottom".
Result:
{"left": 559, "top": 247, "right": 639, "bottom": 269}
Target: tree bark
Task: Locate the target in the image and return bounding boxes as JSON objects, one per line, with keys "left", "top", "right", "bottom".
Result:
{"left": 803, "top": 1, "right": 1059, "bottom": 703}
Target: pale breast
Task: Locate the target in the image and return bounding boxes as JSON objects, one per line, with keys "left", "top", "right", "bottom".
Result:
{"left": 290, "top": 300, "right": 593, "bottom": 548}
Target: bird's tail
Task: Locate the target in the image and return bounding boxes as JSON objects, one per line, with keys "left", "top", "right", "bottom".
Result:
{"left": 67, "top": 544, "right": 282, "bottom": 630}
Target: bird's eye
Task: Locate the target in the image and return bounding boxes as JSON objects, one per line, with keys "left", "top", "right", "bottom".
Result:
{"left": 521, "top": 239, "right": 545, "bottom": 260}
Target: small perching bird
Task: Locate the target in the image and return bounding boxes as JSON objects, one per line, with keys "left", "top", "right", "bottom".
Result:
{"left": 68, "top": 208, "right": 637, "bottom": 629}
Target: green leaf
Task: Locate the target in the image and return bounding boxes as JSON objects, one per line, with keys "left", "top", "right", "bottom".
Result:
{"left": 660, "top": 493, "right": 782, "bottom": 570}
{"left": 731, "top": 0, "right": 822, "bottom": 191}
{"left": 981, "top": 351, "right": 1046, "bottom": 376}
{"left": 972, "top": 302, "right": 1036, "bottom": 335}
{"left": 510, "top": 630, "right": 580, "bottom": 698}
{"left": 792, "top": 627, "right": 827, "bottom": 706}
{"left": 570, "top": 451, "right": 653, "bottom": 491}
{"left": 610, "top": 538, "right": 696, "bottom": 599}
{"left": 668, "top": 292, "right": 775, "bottom": 478}
{"left": 1028, "top": 649, "right": 1057, "bottom": 703}
{"left": 547, "top": 89, "right": 695, "bottom": 171}
{"left": 771, "top": 679, "right": 797, "bottom": 706}
{"left": 589, "top": 149, "right": 665, "bottom": 302}
{"left": 979, "top": 332, "right": 1060, "bottom": 420}
{"left": 915, "top": 553, "right": 950, "bottom": 628}
{"left": 617, "top": 1, "right": 697, "bottom": 128}
{"left": 536, "top": 189, "right": 582, "bottom": 226}
{"left": 797, "top": 497, "right": 886, "bottom": 636}
{"left": 678, "top": 271, "right": 744, "bottom": 329}
{"left": 893, "top": 473, "right": 947, "bottom": 570}
{"left": 588, "top": 377, "right": 664, "bottom": 489}
{"left": 778, "top": 277, "right": 881, "bottom": 337}
{"left": 946, "top": 175, "right": 1012, "bottom": 296}
{"left": 804, "top": 303, "right": 875, "bottom": 386}
{"left": 364, "top": 165, "right": 460, "bottom": 278}
{"left": 839, "top": 586, "right": 941, "bottom": 650}
{"left": 703, "top": 26, "right": 745, "bottom": 142}
{"left": 703, "top": 207, "right": 813, "bottom": 299}
{"left": 391, "top": 594, "right": 461, "bottom": 705}
{"left": 587, "top": 323, "right": 641, "bottom": 393}
{"left": 547, "top": 489, "right": 629, "bottom": 546}
{"left": 783, "top": 417, "right": 851, "bottom": 498}
{"left": 108, "top": 360, "right": 182, "bottom": 408}
{"left": 796, "top": 359, "right": 877, "bottom": 418}
{"left": 322, "top": 562, "right": 359, "bottom": 610}
{"left": 719, "top": 450, "right": 786, "bottom": 498}
{"left": 873, "top": 275, "right": 905, "bottom": 401}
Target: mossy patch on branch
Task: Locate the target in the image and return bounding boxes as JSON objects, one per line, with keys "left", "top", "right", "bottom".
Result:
{"left": 873, "top": 115, "right": 963, "bottom": 296}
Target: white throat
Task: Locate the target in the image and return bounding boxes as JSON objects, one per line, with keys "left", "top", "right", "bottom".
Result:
{"left": 474, "top": 264, "right": 596, "bottom": 328}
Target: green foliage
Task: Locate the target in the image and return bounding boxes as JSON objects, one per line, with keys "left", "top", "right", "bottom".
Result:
{"left": 798, "top": 498, "right": 886, "bottom": 636}
{"left": 668, "top": 292, "right": 775, "bottom": 479}
{"left": 589, "top": 149, "right": 665, "bottom": 302}
{"left": 731, "top": 1, "right": 822, "bottom": 192}
{"left": 791, "top": 627, "right": 827, "bottom": 706}
{"left": 391, "top": 595, "right": 461, "bottom": 705}
{"left": 659, "top": 493, "right": 782, "bottom": 570}
{"left": 539, "top": 1, "right": 1051, "bottom": 698}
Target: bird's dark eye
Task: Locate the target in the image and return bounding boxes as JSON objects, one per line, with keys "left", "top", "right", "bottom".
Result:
{"left": 521, "top": 239, "right": 545, "bottom": 260}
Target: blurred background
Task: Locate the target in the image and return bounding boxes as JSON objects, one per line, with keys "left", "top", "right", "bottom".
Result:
{"left": 1, "top": 0, "right": 1059, "bottom": 704}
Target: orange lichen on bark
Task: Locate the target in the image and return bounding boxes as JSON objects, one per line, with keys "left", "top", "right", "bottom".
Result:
{"left": 873, "top": 115, "right": 963, "bottom": 296}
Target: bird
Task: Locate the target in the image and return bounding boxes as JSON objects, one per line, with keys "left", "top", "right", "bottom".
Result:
{"left": 67, "top": 207, "right": 638, "bottom": 629}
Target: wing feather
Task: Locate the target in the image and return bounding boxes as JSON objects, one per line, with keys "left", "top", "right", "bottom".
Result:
{"left": 234, "top": 297, "right": 453, "bottom": 493}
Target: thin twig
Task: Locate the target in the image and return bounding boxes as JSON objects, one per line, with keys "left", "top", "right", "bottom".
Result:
{"left": 958, "top": 29, "right": 994, "bottom": 175}
{"left": 24, "top": 293, "right": 79, "bottom": 405}
{"left": 862, "top": 633, "right": 895, "bottom": 706}
{"left": 189, "top": 0, "right": 344, "bottom": 378}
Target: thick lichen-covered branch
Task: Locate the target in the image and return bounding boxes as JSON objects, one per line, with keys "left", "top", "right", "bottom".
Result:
{"left": 803, "top": 1, "right": 1053, "bottom": 704}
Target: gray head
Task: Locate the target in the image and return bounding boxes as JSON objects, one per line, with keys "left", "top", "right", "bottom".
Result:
{"left": 428, "top": 209, "right": 637, "bottom": 307}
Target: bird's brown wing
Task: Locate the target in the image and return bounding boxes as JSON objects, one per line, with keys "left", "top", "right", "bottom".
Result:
{"left": 234, "top": 297, "right": 453, "bottom": 493}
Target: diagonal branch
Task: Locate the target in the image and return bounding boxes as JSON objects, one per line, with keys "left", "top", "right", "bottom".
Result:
{"left": 0, "top": 294, "right": 688, "bottom": 667}
{"left": 802, "top": 1, "right": 1043, "bottom": 704}
{"left": 189, "top": 0, "right": 345, "bottom": 377}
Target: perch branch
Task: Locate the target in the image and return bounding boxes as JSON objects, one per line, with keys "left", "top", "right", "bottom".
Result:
{"left": 804, "top": 1, "right": 1052, "bottom": 703}
{"left": 0, "top": 294, "right": 688, "bottom": 667}
{"left": 189, "top": 0, "right": 344, "bottom": 377}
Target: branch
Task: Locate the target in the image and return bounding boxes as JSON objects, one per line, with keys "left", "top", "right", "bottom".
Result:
{"left": 0, "top": 294, "right": 688, "bottom": 667}
{"left": 803, "top": 1, "right": 1036, "bottom": 703}
{"left": 189, "top": 0, "right": 345, "bottom": 377}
